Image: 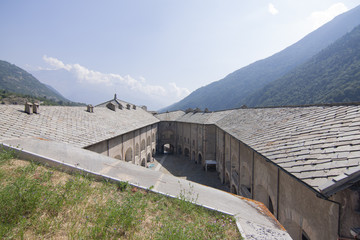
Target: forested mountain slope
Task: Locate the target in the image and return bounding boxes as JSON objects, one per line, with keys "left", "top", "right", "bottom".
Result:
{"left": 0, "top": 60, "right": 69, "bottom": 102}
{"left": 164, "top": 5, "right": 360, "bottom": 111}
{"left": 244, "top": 24, "right": 360, "bottom": 107}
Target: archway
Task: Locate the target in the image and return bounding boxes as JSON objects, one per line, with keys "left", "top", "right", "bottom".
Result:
{"left": 231, "top": 185, "right": 238, "bottom": 194}
{"left": 147, "top": 136, "right": 151, "bottom": 146}
{"left": 178, "top": 146, "right": 182, "bottom": 155}
{"left": 125, "top": 148, "right": 132, "bottom": 162}
{"left": 141, "top": 158, "right": 146, "bottom": 167}
{"left": 163, "top": 143, "right": 174, "bottom": 154}
{"left": 240, "top": 165, "right": 251, "bottom": 194}
{"left": 141, "top": 139, "right": 146, "bottom": 151}
{"left": 283, "top": 219, "right": 311, "bottom": 240}
{"left": 198, "top": 153, "right": 203, "bottom": 164}
{"left": 268, "top": 196, "right": 274, "bottom": 214}
{"left": 152, "top": 148, "right": 155, "bottom": 157}
{"left": 135, "top": 143, "right": 140, "bottom": 156}
{"left": 184, "top": 148, "right": 190, "bottom": 158}
{"left": 147, "top": 153, "right": 151, "bottom": 162}
{"left": 225, "top": 172, "right": 230, "bottom": 185}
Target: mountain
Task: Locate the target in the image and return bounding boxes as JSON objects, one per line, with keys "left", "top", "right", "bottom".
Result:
{"left": 244, "top": 24, "right": 360, "bottom": 107}
{"left": 0, "top": 60, "right": 70, "bottom": 102}
{"left": 164, "top": 5, "right": 360, "bottom": 112}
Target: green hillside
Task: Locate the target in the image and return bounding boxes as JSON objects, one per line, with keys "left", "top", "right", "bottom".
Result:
{"left": 0, "top": 60, "right": 69, "bottom": 102}
{"left": 163, "top": 5, "right": 360, "bottom": 112}
{"left": 245, "top": 24, "right": 360, "bottom": 107}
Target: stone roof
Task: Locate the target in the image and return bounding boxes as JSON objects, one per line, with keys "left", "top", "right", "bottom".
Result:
{"left": 0, "top": 103, "right": 159, "bottom": 148}
{"left": 155, "top": 110, "right": 185, "bottom": 121}
{"left": 163, "top": 106, "right": 360, "bottom": 196}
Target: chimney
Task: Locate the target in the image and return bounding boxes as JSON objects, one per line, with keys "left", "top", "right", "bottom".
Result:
{"left": 126, "top": 104, "right": 131, "bottom": 110}
{"left": 132, "top": 105, "right": 136, "bottom": 110}
{"left": 106, "top": 102, "right": 116, "bottom": 111}
{"left": 33, "top": 102, "right": 40, "bottom": 114}
{"left": 114, "top": 93, "right": 117, "bottom": 100}
{"left": 141, "top": 105, "right": 147, "bottom": 111}
{"left": 25, "top": 102, "right": 33, "bottom": 114}
{"left": 118, "top": 103, "right": 123, "bottom": 110}
{"left": 87, "top": 104, "right": 94, "bottom": 113}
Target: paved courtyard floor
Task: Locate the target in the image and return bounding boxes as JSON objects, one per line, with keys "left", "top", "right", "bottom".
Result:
{"left": 151, "top": 154, "right": 230, "bottom": 192}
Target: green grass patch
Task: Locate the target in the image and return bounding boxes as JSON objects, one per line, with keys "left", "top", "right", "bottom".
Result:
{"left": 0, "top": 151, "right": 241, "bottom": 239}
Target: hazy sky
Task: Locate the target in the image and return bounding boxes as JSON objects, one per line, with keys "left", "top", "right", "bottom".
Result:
{"left": 0, "top": 1, "right": 359, "bottom": 109}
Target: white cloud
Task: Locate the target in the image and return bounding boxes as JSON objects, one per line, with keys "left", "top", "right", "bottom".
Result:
{"left": 169, "top": 82, "right": 191, "bottom": 98}
{"left": 42, "top": 55, "right": 170, "bottom": 98}
{"left": 309, "top": 3, "right": 348, "bottom": 30}
{"left": 268, "top": 3, "right": 279, "bottom": 15}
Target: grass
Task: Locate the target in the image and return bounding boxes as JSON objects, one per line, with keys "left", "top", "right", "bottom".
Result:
{"left": 0, "top": 148, "right": 241, "bottom": 239}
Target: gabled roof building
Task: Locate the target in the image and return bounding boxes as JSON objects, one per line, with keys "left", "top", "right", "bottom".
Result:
{"left": 1, "top": 97, "right": 359, "bottom": 239}
{"left": 156, "top": 105, "right": 360, "bottom": 240}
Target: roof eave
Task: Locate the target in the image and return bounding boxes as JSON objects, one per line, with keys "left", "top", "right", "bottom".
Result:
{"left": 319, "top": 166, "right": 360, "bottom": 197}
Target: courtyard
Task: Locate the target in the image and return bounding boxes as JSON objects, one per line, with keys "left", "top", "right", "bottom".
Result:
{"left": 151, "top": 154, "right": 229, "bottom": 192}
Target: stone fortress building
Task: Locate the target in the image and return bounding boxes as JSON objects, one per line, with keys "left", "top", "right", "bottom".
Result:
{"left": 0, "top": 95, "right": 359, "bottom": 240}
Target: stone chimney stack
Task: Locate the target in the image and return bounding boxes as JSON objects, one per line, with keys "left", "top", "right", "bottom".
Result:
{"left": 87, "top": 104, "right": 94, "bottom": 113}
{"left": 33, "top": 103, "right": 40, "bottom": 114}
{"left": 25, "top": 102, "right": 33, "bottom": 114}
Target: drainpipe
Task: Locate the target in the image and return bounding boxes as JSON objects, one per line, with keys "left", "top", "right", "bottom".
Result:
{"left": 277, "top": 168, "right": 280, "bottom": 220}
{"left": 251, "top": 151, "right": 255, "bottom": 199}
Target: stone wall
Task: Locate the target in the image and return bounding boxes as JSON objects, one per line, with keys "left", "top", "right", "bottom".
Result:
{"left": 331, "top": 182, "right": 360, "bottom": 238}
{"left": 86, "top": 124, "right": 157, "bottom": 167}
{"left": 158, "top": 121, "right": 342, "bottom": 240}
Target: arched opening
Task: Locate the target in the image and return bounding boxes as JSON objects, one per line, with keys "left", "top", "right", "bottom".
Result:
{"left": 184, "top": 148, "right": 190, "bottom": 158}
{"left": 152, "top": 148, "right": 155, "bottom": 157}
{"left": 151, "top": 133, "right": 155, "bottom": 142}
{"left": 231, "top": 154, "right": 239, "bottom": 176}
{"left": 141, "top": 158, "right": 146, "bottom": 167}
{"left": 225, "top": 172, "right": 230, "bottom": 185}
{"left": 254, "top": 184, "right": 269, "bottom": 207}
{"left": 178, "top": 146, "right": 182, "bottom": 155}
{"left": 125, "top": 148, "right": 132, "bottom": 162}
{"left": 135, "top": 143, "right": 140, "bottom": 156}
{"left": 283, "top": 219, "right": 310, "bottom": 240}
{"left": 231, "top": 185, "right": 237, "bottom": 195}
{"left": 268, "top": 196, "right": 274, "bottom": 214}
{"left": 302, "top": 231, "right": 310, "bottom": 240}
{"left": 141, "top": 139, "right": 146, "bottom": 151}
{"left": 163, "top": 143, "right": 174, "bottom": 154}
{"left": 147, "top": 153, "right": 151, "bottom": 162}
{"left": 147, "top": 136, "right": 151, "bottom": 146}
{"left": 240, "top": 165, "right": 251, "bottom": 197}
{"left": 198, "top": 153, "right": 203, "bottom": 164}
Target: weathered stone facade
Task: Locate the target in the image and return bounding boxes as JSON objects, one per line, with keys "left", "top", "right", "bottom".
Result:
{"left": 1, "top": 98, "right": 360, "bottom": 240}
{"left": 156, "top": 107, "right": 360, "bottom": 240}
{"left": 86, "top": 124, "right": 157, "bottom": 167}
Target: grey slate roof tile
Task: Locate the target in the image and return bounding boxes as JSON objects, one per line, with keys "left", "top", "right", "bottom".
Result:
{"left": 172, "top": 105, "right": 360, "bottom": 194}
{"left": 0, "top": 102, "right": 159, "bottom": 148}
